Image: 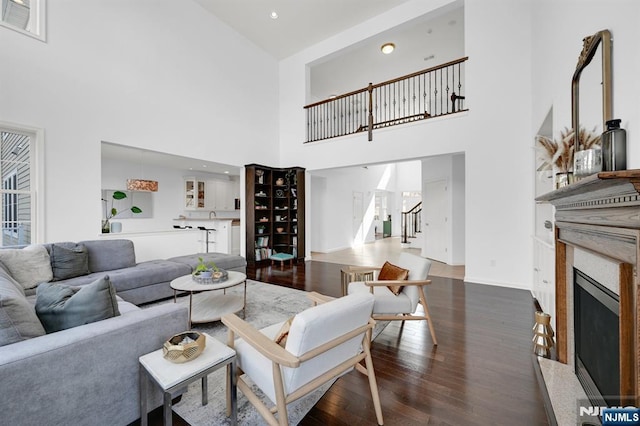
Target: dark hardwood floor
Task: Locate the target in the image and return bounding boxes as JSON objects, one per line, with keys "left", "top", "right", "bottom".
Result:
{"left": 249, "top": 260, "right": 550, "bottom": 426}
{"left": 144, "top": 260, "right": 549, "bottom": 425}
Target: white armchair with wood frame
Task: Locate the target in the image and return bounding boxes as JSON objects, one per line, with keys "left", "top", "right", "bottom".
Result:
{"left": 347, "top": 252, "right": 437, "bottom": 345}
{"left": 221, "top": 292, "right": 384, "bottom": 426}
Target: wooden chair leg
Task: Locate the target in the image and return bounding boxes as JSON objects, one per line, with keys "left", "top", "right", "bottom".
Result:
{"left": 363, "top": 338, "right": 384, "bottom": 425}
{"left": 418, "top": 287, "right": 437, "bottom": 345}
{"left": 226, "top": 330, "right": 235, "bottom": 415}
{"left": 272, "top": 363, "right": 289, "bottom": 426}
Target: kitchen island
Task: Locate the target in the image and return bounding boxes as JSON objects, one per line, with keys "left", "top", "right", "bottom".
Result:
{"left": 99, "top": 229, "right": 203, "bottom": 262}
{"left": 172, "top": 218, "right": 239, "bottom": 254}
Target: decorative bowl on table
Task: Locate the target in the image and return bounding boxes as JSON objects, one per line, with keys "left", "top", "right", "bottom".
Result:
{"left": 162, "top": 331, "right": 206, "bottom": 363}
{"left": 192, "top": 269, "right": 229, "bottom": 284}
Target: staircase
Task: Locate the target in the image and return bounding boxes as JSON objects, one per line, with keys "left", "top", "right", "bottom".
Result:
{"left": 401, "top": 202, "right": 422, "bottom": 248}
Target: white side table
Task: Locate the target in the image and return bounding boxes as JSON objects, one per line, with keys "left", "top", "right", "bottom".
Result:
{"left": 139, "top": 333, "right": 237, "bottom": 426}
{"left": 170, "top": 271, "right": 247, "bottom": 328}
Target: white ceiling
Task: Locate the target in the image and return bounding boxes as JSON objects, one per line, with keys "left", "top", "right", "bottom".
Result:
{"left": 309, "top": 5, "right": 464, "bottom": 101}
{"left": 192, "top": 0, "right": 412, "bottom": 60}
{"left": 103, "top": 1, "right": 464, "bottom": 175}
{"left": 101, "top": 142, "right": 240, "bottom": 177}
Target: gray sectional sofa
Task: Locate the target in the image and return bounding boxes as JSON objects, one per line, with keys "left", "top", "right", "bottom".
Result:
{"left": 0, "top": 239, "right": 247, "bottom": 425}
{"left": 44, "top": 239, "right": 248, "bottom": 305}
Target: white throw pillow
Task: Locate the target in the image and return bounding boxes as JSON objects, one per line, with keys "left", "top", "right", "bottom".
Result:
{"left": 0, "top": 245, "right": 53, "bottom": 290}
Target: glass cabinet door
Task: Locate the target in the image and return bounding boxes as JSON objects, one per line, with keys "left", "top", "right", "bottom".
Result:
{"left": 185, "top": 178, "right": 205, "bottom": 209}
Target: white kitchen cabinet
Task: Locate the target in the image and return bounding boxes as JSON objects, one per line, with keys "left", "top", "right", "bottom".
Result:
{"left": 214, "top": 181, "right": 231, "bottom": 210}
{"left": 185, "top": 177, "right": 205, "bottom": 210}
{"left": 205, "top": 180, "right": 239, "bottom": 211}
{"left": 533, "top": 238, "right": 556, "bottom": 331}
{"left": 532, "top": 110, "right": 556, "bottom": 330}
{"left": 231, "top": 224, "right": 240, "bottom": 255}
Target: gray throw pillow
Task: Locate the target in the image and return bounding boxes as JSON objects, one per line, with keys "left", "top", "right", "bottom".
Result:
{"left": 0, "top": 274, "right": 46, "bottom": 347}
{"left": 35, "top": 275, "right": 120, "bottom": 333}
{"left": 0, "top": 245, "right": 53, "bottom": 290}
{"left": 50, "top": 243, "right": 90, "bottom": 281}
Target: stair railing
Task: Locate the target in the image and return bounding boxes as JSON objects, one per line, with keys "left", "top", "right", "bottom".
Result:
{"left": 304, "top": 57, "right": 468, "bottom": 143}
{"left": 401, "top": 202, "right": 422, "bottom": 244}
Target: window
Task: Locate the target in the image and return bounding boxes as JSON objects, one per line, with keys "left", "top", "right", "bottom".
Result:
{"left": 1, "top": 0, "right": 46, "bottom": 41}
{"left": 374, "top": 192, "right": 387, "bottom": 221}
{"left": 3, "top": 171, "right": 17, "bottom": 237}
{"left": 0, "top": 125, "right": 41, "bottom": 246}
{"left": 401, "top": 191, "right": 421, "bottom": 211}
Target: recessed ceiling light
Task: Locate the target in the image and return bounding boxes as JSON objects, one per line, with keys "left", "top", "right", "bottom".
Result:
{"left": 270, "top": 11, "right": 278, "bottom": 19}
{"left": 224, "top": 171, "right": 229, "bottom": 174}
{"left": 202, "top": 164, "right": 207, "bottom": 168}
{"left": 381, "top": 43, "right": 395, "bottom": 55}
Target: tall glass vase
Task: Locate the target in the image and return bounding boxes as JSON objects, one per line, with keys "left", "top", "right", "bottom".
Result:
{"left": 102, "top": 219, "right": 110, "bottom": 233}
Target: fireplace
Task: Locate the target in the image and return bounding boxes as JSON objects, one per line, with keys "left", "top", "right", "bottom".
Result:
{"left": 574, "top": 269, "right": 620, "bottom": 407}
{"left": 536, "top": 170, "right": 640, "bottom": 407}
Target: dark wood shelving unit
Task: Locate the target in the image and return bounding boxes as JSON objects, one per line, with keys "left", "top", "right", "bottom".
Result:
{"left": 245, "top": 164, "right": 305, "bottom": 265}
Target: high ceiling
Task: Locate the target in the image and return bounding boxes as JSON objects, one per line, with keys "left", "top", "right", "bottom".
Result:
{"left": 193, "top": 0, "right": 412, "bottom": 59}
{"left": 104, "top": 0, "right": 464, "bottom": 174}
{"left": 309, "top": 5, "right": 464, "bottom": 101}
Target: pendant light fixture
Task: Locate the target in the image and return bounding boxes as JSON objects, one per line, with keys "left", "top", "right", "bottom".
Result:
{"left": 127, "top": 150, "right": 158, "bottom": 192}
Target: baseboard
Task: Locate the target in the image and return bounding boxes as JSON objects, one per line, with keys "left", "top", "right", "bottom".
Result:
{"left": 312, "top": 245, "right": 353, "bottom": 254}
{"left": 463, "top": 276, "right": 531, "bottom": 291}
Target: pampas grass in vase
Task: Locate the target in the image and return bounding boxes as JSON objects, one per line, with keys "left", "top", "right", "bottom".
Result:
{"left": 535, "top": 126, "right": 600, "bottom": 173}
{"left": 536, "top": 126, "right": 600, "bottom": 188}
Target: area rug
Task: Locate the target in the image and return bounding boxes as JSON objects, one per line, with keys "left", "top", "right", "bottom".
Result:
{"left": 151, "top": 280, "right": 387, "bottom": 425}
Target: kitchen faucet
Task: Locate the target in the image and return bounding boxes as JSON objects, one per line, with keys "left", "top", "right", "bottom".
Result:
{"left": 209, "top": 210, "right": 217, "bottom": 219}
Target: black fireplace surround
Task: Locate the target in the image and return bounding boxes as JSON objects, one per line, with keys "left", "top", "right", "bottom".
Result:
{"left": 574, "top": 269, "right": 620, "bottom": 407}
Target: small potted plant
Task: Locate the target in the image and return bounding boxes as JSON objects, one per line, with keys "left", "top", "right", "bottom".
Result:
{"left": 257, "top": 225, "right": 266, "bottom": 234}
{"left": 101, "top": 190, "right": 142, "bottom": 233}
{"left": 193, "top": 257, "right": 219, "bottom": 279}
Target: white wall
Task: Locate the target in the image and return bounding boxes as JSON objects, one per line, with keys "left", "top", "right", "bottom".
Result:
{"left": 102, "top": 156, "right": 240, "bottom": 233}
{"left": 451, "top": 153, "right": 465, "bottom": 265}
{"left": 310, "top": 164, "right": 401, "bottom": 252}
{"left": 532, "top": 0, "right": 639, "bottom": 167}
{"left": 0, "top": 0, "right": 279, "bottom": 243}
{"left": 2, "top": 0, "right": 636, "bottom": 289}
{"left": 280, "top": 0, "right": 534, "bottom": 289}
{"left": 391, "top": 160, "right": 421, "bottom": 236}
{"left": 420, "top": 154, "right": 465, "bottom": 265}
{"left": 101, "top": 157, "right": 184, "bottom": 233}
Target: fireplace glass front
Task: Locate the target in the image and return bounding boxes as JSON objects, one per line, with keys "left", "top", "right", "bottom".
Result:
{"left": 574, "top": 269, "right": 620, "bottom": 407}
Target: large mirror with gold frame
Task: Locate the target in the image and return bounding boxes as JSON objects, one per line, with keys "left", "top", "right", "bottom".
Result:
{"left": 571, "top": 29, "right": 612, "bottom": 173}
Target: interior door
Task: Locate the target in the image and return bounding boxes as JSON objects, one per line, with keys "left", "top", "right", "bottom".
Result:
{"left": 424, "top": 179, "right": 448, "bottom": 262}
{"left": 352, "top": 191, "right": 364, "bottom": 246}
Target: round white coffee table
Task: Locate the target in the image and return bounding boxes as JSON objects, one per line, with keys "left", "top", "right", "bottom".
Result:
{"left": 170, "top": 271, "right": 247, "bottom": 327}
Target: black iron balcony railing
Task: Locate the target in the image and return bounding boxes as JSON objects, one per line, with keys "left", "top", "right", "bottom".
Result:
{"left": 304, "top": 57, "right": 468, "bottom": 143}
